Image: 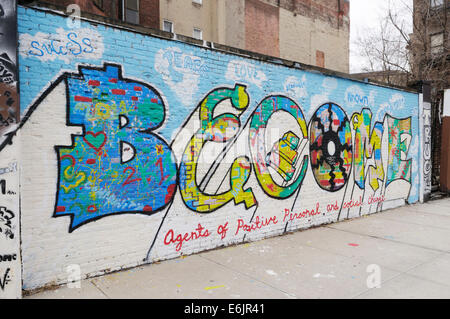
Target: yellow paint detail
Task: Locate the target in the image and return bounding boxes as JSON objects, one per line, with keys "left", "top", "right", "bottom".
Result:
{"left": 204, "top": 285, "right": 225, "bottom": 291}
{"left": 61, "top": 171, "right": 86, "bottom": 194}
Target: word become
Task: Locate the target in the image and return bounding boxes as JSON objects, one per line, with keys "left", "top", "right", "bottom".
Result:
{"left": 19, "top": 63, "right": 413, "bottom": 233}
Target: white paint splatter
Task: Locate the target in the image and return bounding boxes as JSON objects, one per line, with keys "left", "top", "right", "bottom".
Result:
{"left": 313, "top": 273, "right": 336, "bottom": 278}
{"left": 266, "top": 270, "right": 278, "bottom": 276}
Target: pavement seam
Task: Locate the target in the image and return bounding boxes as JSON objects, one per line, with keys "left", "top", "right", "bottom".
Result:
{"left": 23, "top": 198, "right": 450, "bottom": 299}
{"left": 197, "top": 254, "right": 298, "bottom": 299}
{"left": 278, "top": 230, "right": 450, "bottom": 289}
{"left": 349, "top": 251, "right": 449, "bottom": 299}
{"left": 277, "top": 237, "right": 436, "bottom": 275}
{"left": 375, "top": 216, "right": 450, "bottom": 231}
{"left": 197, "top": 239, "right": 403, "bottom": 299}
{"left": 373, "top": 212, "right": 450, "bottom": 231}
{"left": 89, "top": 279, "right": 111, "bottom": 299}
{"left": 389, "top": 205, "right": 450, "bottom": 213}
{"left": 324, "top": 225, "right": 450, "bottom": 254}
{"left": 400, "top": 252, "right": 450, "bottom": 289}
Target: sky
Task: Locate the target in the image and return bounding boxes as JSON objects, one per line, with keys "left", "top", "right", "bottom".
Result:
{"left": 349, "top": 0, "right": 413, "bottom": 73}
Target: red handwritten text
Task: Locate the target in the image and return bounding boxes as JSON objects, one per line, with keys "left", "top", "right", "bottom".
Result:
{"left": 283, "top": 202, "right": 322, "bottom": 222}
{"left": 164, "top": 223, "right": 210, "bottom": 251}
{"left": 235, "top": 216, "right": 278, "bottom": 235}
{"left": 368, "top": 194, "right": 385, "bottom": 205}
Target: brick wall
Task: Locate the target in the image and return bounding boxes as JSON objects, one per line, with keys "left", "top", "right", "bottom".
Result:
{"left": 256, "top": 0, "right": 349, "bottom": 72}
{"left": 245, "top": 0, "right": 280, "bottom": 57}
{"left": 263, "top": 0, "right": 349, "bottom": 30}
{"left": 278, "top": 6, "right": 349, "bottom": 72}
{"left": 37, "top": 0, "right": 160, "bottom": 29}
{"left": 441, "top": 90, "right": 450, "bottom": 192}
{"left": 139, "top": 0, "right": 159, "bottom": 29}
{"left": 2, "top": 6, "right": 421, "bottom": 292}
{"left": 37, "top": 0, "right": 109, "bottom": 17}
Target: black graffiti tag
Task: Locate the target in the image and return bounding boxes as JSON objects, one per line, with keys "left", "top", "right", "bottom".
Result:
{"left": 0, "top": 268, "right": 11, "bottom": 291}
{"left": 0, "top": 254, "right": 16, "bottom": 262}
{"left": 0, "top": 61, "right": 14, "bottom": 84}
{"left": 0, "top": 206, "right": 14, "bottom": 239}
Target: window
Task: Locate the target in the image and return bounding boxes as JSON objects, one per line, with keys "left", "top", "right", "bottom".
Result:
{"left": 430, "top": 32, "right": 444, "bottom": 55}
{"left": 163, "top": 20, "right": 174, "bottom": 33}
{"left": 193, "top": 0, "right": 203, "bottom": 5}
{"left": 316, "top": 50, "right": 325, "bottom": 68}
{"left": 430, "top": 0, "right": 444, "bottom": 7}
{"left": 193, "top": 28, "right": 202, "bottom": 40}
{"left": 122, "top": 0, "right": 139, "bottom": 24}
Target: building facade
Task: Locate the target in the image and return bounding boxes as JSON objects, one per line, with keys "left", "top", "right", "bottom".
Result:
{"left": 159, "top": 0, "right": 350, "bottom": 73}
{"left": 410, "top": 0, "right": 449, "bottom": 192}
{"left": 35, "top": 0, "right": 161, "bottom": 29}
{"left": 410, "top": 0, "right": 449, "bottom": 92}
{"left": 33, "top": 0, "right": 350, "bottom": 73}
{"left": 351, "top": 70, "right": 411, "bottom": 88}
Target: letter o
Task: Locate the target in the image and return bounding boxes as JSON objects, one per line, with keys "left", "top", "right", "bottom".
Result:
{"left": 309, "top": 103, "right": 352, "bottom": 192}
{"left": 249, "top": 96, "right": 309, "bottom": 198}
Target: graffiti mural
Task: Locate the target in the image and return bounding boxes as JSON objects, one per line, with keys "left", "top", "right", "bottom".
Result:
{"left": 3, "top": 6, "right": 423, "bottom": 291}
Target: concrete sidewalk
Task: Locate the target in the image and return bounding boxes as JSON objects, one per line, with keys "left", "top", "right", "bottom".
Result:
{"left": 25, "top": 197, "right": 450, "bottom": 299}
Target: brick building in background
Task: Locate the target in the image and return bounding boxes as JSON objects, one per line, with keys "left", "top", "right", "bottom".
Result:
{"left": 29, "top": 0, "right": 350, "bottom": 73}
{"left": 410, "top": 0, "right": 449, "bottom": 93}
{"left": 160, "top": 0, "right": 350, "bottom": 73}
{"left": 32, "top": 0, "right": 160, "bottom": 29}
{"left": 410, "top": 0, "right": 449, "bottom": 193}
